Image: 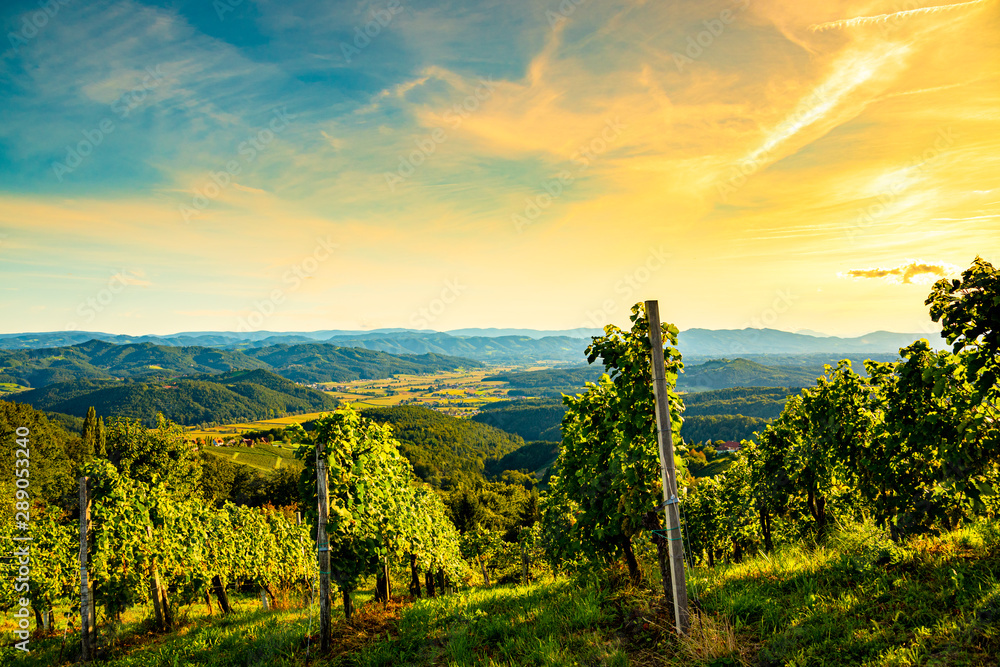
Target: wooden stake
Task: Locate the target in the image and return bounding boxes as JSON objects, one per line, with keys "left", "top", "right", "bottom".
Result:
{"left": 146, "top": 525, "right": 164, "bottom": 630}
{"left": 645, "top": 300, "right": 690, "bottom": 635}
{"left": 316, "top": 442, "right": 332, "bottom": 646}
{"left": 79, "top": 477, "right": 92, "bottom": 661}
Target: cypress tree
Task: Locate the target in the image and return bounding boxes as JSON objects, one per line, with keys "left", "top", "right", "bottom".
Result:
{"left": 97, "top": 416, "right": 107, "bottom": 458}
{"left": 82, "top": 406, "right": 97, "bottom": 460}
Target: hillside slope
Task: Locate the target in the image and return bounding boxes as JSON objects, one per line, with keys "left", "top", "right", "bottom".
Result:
{"left": 0, "top": 340, "right": 481, "bottom": 389}
{"left": 360, "top": 405, "right": 524, "bottom": 488}
{"left": 12, "top": 369, "right": 338, "bottom": 426}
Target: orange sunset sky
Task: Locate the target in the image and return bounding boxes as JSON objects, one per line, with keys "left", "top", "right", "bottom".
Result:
{"left": 0, "top": 0, "right": 997, "bottom": 336}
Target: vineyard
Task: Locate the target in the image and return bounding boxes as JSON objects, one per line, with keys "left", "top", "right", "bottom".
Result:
{"left": 2, "top": 257, "right": 1000, "bottom": 666}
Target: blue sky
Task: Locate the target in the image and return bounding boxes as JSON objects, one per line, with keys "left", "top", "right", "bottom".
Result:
{"left": 1, "top": 0, "right": 997, "bottom": 336}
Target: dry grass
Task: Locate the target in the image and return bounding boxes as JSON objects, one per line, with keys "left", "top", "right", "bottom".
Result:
{"left": 678, "top": 611, "right": 748, "bottom": 665}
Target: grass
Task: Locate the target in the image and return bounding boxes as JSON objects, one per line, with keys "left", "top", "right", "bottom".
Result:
{"left": 349, "top": 520, "right": 1000, "bottom": 666}
{"left": 8, "top": 525, "right": 997, "bottom": 665}
{"left": 352, "top": 580, "right": 629, "bottom": 667}
{"left": 678, "top": 519, "right": 1000, "bottom": 666}
{"left": 1, "top": 587, "right": 379, "bottom": 666}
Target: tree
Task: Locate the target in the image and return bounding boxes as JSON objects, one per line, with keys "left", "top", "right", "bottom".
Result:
{"left": 297, "top": 406, "right": 464, "bottom": 619}
{"left": 97, "top": 416, "right": 107, "bottom": 458}
{"left": 105, "top": 414, "right": 202, "bottom": 499}
{"left": 927, "top": 255, "right": 1000, "bottom": 401}
{"left": 282, "top": 422, "right": 309, "bottom": 444}
{"left": 82, "top": 406, "right": 98, "bottom": 461}
{"left": 866, "top": 341, "right": 996, "bottom": 536}
{"left": 757, "top": 361, "right": 874, "bottom": 538}
{"left": 926, "top": 255, "right": 1000, "bottom": 479}
{"left": 542, "top": 303, "right": 684, "bottom": 585}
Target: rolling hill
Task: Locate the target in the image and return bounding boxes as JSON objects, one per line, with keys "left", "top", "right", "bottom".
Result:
{"left": 679, "top": 358, "right": 820, "bottom": 391}
{"left": 472, "top": 398, "right": 567, "bottom": 441}
{"left": 484, "top": 358, "right": 827, "bottom": 395}
{"left": 0, "top": 339, "right": 481, "bottom": 389}
{"left": 359, "top": 405, "right": 525, "bottom": 488}
{"left": 320, "top": 332, "right": 590, "bottom": 364}
{"left": 470, "top": 385, "right": 806, "bottom": 448}
{"left": 11, "top": 369, "right": 338, "bottom": 426}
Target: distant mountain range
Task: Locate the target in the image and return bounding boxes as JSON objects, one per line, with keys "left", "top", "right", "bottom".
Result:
{"left": 486, "top": 358, "right": 834, "bottom": 395}
{"left": 676, "top": 328, "right": 946, "bottom": 358}
{"left": 0, "top": 327, "right": 946, "bottom": 365}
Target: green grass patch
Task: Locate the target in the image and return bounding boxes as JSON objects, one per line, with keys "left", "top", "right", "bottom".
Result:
{"left": 678, "top": 519, "right": 1000, "bottom": 666}
{"left": 352, "top": 580, "right": 629, "bottom": 667}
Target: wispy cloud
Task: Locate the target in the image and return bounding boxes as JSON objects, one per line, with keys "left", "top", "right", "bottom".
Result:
{"left": 809, "top": 0, "right": 992, "bottom": 33}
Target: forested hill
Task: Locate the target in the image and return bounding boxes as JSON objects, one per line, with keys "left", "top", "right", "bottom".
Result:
{"left": 472, "top": 398, "right": 566, "bottom": 441}
{"left": 238, "top": 343, "right": 473, "bottom": 383}
{"left": 472, "top": 386, "right": 804, "bottom": 446}
{"left": 682, "top": 386, "right": 799, "bottom": 418}
{"left": 680, "top": 358, "right": 821, "bottom": 391}
{"left": 0, "top": 340, "right": 267, "bottom": 387}
{"left": 486, "top": 358, "right": 832, "bottom": 396}
{"left": 0, "top": 339, "right": 481, "bottom": 390}
{"left": 0, "top": 399, "right": 80, "bottom": 507}
{"left": 12, "top": 369, "right": 338, "bottom": 427}
{"left": 359, "top": 405, "right": 524, "bottom": 488}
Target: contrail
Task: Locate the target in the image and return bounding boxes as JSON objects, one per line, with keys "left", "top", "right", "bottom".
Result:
{"left": 809, "top": 0, "right": 991, "bottom": 32}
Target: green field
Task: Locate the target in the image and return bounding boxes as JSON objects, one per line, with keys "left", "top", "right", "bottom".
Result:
{"left": 320, "top": 368, "right": 519, "bottom": 417}
{"left": 0, "top": 382, "right": 28, "bottom": 396}
{"left": 200, "top": 443, "right": 304, "bottom": 472}
{"left": 184, "top": 411, "right": 336, "bottom": 442}
{"left": 182, "top": 367, "right": 532, "bottom": 444}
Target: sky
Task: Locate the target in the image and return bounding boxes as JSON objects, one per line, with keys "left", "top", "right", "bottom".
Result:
{"left": 0, "top": 0, "right": 997, "bottom": 337}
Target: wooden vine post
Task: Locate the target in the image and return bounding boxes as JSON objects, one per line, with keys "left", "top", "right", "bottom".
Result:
{"left": 79, "top": 477, "right": 92, "bottom": 661}
{"left": 316, "top": 440, "right": 332, "bottom": 650}
{"left": 645, "top": 299, "right": 691, "bottom": 635}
